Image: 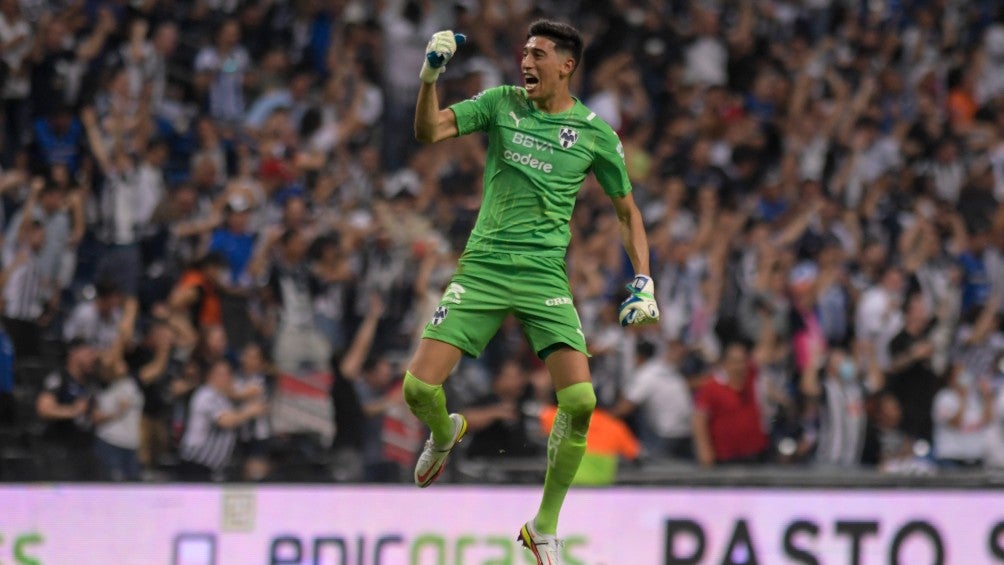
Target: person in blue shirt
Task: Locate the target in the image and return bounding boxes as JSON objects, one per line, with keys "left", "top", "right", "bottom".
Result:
{"left": 208, "top": 195, "right": 257, "bottom": 288}
{"left": 957, "top": 223, "right": 991, "bottom": 315}
{"left": 33, "top": 106, "right": 83, "bottom": 174}
{"left": 0, "top": 320, "right": 13, "bottom": 425}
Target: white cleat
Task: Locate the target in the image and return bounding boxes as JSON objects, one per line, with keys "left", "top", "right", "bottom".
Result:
{"left": 518, "top": 520, "right": 563, "bottom": 565}
{"left": 414, "top": 413, "right": 467, "bottom": 488}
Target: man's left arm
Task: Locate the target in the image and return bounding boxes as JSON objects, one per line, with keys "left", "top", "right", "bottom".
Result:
{"left": 610, "top": 193, "right": 659, "bottom": 326}
{"left": 594, "top": 128, "right": 659, "bottom": 327}
{"left": 611, "top": 192, "right": 649, "bottom": 276}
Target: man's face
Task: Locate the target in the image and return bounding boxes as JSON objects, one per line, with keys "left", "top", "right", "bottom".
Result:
{"left": 39, "top": 189, "right": 63, "bottom": 213}
{"left": 521, "top": 36, "right": 573, "bottom": 102}
{"left": 208, "top": 362, "right": 233, "bottom": 390}
{"left": 96, "top": 293, "right": 121, "bottom": 316}
{"left": 723, "top": 345, "right": 748, "bottom": 382}
{"left": 70, "top": 346, "right": 97, "bottom": 377}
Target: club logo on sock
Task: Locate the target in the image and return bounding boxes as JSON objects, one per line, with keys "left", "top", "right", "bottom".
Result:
{"left": 431, "top": 306, "right": 449, "bottom": 326}
{"left": 547, "top": 412, "right": 569, "bottom": 468}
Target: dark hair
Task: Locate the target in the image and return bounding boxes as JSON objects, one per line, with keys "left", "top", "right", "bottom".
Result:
{"left": 196, "top": 251, "right": 229, "bottom": 270}
{"left": 635, "top": 339, "right": 657, "bottom": 359}
{"left": 527, "top": 19, "right": 583, "bottom": 74}
{"left": 94, "top": 280, "right": 121, "bottom": 298}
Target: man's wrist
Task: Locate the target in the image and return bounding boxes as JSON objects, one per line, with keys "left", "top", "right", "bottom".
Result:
{"left": 419, "top": 62, "right": 442, "bottom": 84}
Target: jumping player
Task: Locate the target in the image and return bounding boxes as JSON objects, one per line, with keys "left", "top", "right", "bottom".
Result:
{"left": 405, "top": 20, "right": 660, "bottom": 564}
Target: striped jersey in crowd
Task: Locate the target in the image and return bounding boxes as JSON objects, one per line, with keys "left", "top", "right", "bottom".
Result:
{"left": 2, "top": 253, "right": 43, "bottom": 321}
{"left": 179, "top": 385, "right": 237, "bottom": 471}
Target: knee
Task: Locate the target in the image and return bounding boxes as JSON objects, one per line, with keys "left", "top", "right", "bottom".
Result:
{"left": 557, "top": 383, "right": 596, "bottom": 418}
{"left": 403, "top": 371, "right": 439, "bottom": 407}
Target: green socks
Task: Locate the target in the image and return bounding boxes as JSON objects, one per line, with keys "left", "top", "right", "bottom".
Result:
{"left": 405, "top": 371, "right": 595, "bottom": 535}
{"left": 534, "top": 381, "right": 596, "bottom": 535}
{"left": 403, "top": 371, "right": 454, "bottom": 446}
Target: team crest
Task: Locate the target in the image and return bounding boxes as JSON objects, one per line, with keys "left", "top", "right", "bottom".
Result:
{"left": 431, "top": 306, "right": 449, "bottom": 326}
{"left": 558, "top": 127, "right": 579, "bottom": 149}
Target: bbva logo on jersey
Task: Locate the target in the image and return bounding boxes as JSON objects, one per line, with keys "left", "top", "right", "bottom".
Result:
{"left": 558, "top": 127, "right": 579, "bottom": 149}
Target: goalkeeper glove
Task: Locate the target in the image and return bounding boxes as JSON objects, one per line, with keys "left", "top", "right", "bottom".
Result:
{"left": 619, "top": 274, "right": 660, "bottom": 327}
{"left": 420, "top": 31, "right": 467, "bottom": 84}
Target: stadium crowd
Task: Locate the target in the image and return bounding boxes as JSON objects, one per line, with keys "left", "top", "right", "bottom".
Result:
{"left": 4, "top": 0, "right": 1004, "bottom": 482}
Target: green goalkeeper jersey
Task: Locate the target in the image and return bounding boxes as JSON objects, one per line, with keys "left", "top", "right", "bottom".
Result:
{"left": 449, "top": 85, "right": 632, "bottom": 257}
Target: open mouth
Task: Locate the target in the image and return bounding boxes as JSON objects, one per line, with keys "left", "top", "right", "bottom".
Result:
{"left": 524, "top": 75, "right": 539, "bottom": 90}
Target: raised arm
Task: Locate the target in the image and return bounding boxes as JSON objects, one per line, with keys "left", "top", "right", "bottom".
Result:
{"left": 81, "top": 106, "right": 113, "bottom": 175}
{"left": 103, "top": 296, "right": 139, "bottom": 368}
{"left": 610, "top": 192, "right": 650, "bottom": 276}
{"left": 414, "top": 31, "right": 464, "bottom": 143}
{"left": 414, "top": 82, "right": 459, "bottom": 143}
{"left": 339, "top": 293, "right": 386, "bottom": 380}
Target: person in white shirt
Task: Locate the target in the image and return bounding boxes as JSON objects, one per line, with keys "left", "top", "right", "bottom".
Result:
{"left": 932, "top": 364, "right": 994, "bottom": 466}
{"left": 613, "top": 339, "right": 694, "bottom": 459}
{"left": 63, "top": 280, "right": 123, "bottom": 348}
{"left": 91, "top": 297, "right": 144, "bottom": 481}
{"left": 194, "top": 19, "right": 251, "bottom": 125}
{"left": 855, "top": 265, "right": 906, "bottom": 371}
{"left": 0, "top": 0, "right": 31, "bottom": 162}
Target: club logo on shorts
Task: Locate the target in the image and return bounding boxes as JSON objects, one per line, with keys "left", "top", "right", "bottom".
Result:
{"left": 544, "top": 297, "right": 573, "bottom": 306}
{"left": 432, "top": 306, "right": 448, "bottom": 326}
{"left": 558, "top": 127, "right": 579, "bottom": 149}
{"left": 443, "top": 282, "right": 466, "bottom": 304}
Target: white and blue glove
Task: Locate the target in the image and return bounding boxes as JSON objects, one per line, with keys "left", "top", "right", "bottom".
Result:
{"left": 619, "top": 274, "right": 660, "bottom": 327}
{"left": 420, "top": 30, "right": 467, "bottom": 84}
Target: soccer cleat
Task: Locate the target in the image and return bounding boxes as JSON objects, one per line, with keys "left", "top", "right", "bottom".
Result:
{"left": 414, "top": 413, "right": 468, "bottom": 487}
{"left": 518, "top": 520, "right": 563, "bottom": 565}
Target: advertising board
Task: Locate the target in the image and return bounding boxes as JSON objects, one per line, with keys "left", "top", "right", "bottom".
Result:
{"left": 2, "top": 485, "right": 1003, "bottom": 564}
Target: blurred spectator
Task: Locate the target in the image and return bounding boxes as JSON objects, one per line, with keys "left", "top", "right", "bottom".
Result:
{"left": 208, "top": 195, "right": 257, "bottom": 288}
{"left": 932, "top": 364, "right": 994, "bottom": 467}
{"left": 91, "top": 298, "right": 143, "bottom": 481}
{"left": 167, "top": 252, "right": 228, "bottom": 350}
{"left": 178, "top": 359, "right": 266, "bottom": 481}
{"left": 32, "top": 106, "right": 83, "bottom": 174}
{"left": 3, "top": 177, "right": 79, "bottom": 308}
{"left": 63, "top": 280, "right": 122, "bottom": 348}
{"left": 126, "top": 317, "right": 178, "bottom": 474}
{"left": 612, "top": 339, "right": 693, "bottom": 459}
{"left": 0, "top": 0, "right": 31, "bottom": 166}
{"left": 194, "top": 19, "right": 251, "bottom": 126}
{"left": 855, "top": 266, "right": 906, "bottom": 370}
{"left": 193, "top": 324, "right": 231, "bottom": 371}
{"left": 2, "top": 216, "right": 47, "bottom": 357}
{"left": 0, "top": 315, "right": 13, "bottom": 424}
{"left": 329, "top": 294, "right": 384, "bottom": 482}
{"left": 886, "top": 294, "right": 941, "bottom": 442}
{"left": 231, "top": 341, "right": 273, "bottom": 481}
{"left": 872, "top": 392, "right": 934, "bottom": 475}
{"left": 355, "top": 351, "right": 408, "bottom": 482}
{"left": 310, "top": 234, "right": 353, "bottom": 353}
{"left": 80, "top": 105, "right": 144, "bottom": 297}
{"left": 261, "top": 227, "right": 330, "bottom": 374}
{"left": 462, "top": 360, "right": 543, "bottom": 460}
{"left": 692, "top": 337, "right": 772, "bottom": 467}
{"left": 35, "top": 338, "right": 98, "bottom": 480}
{"left": 801, "top": 346, "right": 884, "bottom": 468}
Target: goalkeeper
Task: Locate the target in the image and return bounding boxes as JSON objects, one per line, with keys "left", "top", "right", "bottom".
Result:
{"left": 403, "top": 19, "right": 659, "bottom": 564}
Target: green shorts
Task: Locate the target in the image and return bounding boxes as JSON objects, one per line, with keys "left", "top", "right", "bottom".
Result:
{"left": 422, "top": 250, "right": 588, "bottom": 359}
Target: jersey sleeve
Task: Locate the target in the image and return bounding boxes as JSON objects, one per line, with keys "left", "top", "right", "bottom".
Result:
{"left": 591, "top": 126, "right": 632, "bottom": 198}
{"left": 449, "top": 86, "right": 508, "bottom": 136}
